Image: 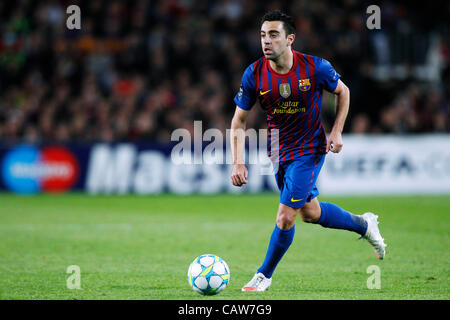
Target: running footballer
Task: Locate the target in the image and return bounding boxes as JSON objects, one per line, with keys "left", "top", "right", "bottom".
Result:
{"left": 230, "top": 10, "right": 387, "bottom": 292}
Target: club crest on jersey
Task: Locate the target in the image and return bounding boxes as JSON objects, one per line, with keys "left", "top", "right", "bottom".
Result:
{"left": 298, "top": 78, "right": 311, "bottom": 91}
{"left": 279, "top": 83, "right": 291, "bottom": 98}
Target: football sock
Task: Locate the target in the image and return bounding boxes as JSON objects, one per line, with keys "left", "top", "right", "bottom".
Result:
{"left": 316, "top": 202, "right": 368, "bottom": 236}
{"left": 257, "top": 224, "right": 295, "bottom": 278}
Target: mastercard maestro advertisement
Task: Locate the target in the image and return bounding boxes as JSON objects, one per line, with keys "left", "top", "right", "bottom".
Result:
{"left": 1, "top": 145, "right": 80, "bottom": 194}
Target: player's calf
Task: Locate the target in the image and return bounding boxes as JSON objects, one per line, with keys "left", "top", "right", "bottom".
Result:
{"left": 298, "top": 198, "right": 322, "bottom": 223}
{"left": 314, "top": 202, "right": 368, "bottom": 236}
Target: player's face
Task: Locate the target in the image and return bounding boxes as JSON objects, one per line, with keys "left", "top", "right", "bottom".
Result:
{"left": 260, "top": 21, "right": 292, "bottom": 60}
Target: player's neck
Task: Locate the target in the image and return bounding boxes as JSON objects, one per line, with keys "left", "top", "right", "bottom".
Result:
{"left": 269, "top": 49, "right": 293, "bottom": 74}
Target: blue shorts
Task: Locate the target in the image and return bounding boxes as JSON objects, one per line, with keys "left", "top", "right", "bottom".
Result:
{"left": 275, "top": 153, "right": 326, "bottom": 209}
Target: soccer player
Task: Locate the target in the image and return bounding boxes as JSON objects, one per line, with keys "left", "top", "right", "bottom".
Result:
{"left": 230, "top": 10, "right": 387, "bottom": 292}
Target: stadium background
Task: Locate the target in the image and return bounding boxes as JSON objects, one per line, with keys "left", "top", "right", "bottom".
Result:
{"left": 0, "top": 0, "right": 449, "bottom": 300}
{"left": 0, "top": 0, "right": 449, "bottom": 195}
{"left": 1, "top": 0, "right": 449, "bottom": 143}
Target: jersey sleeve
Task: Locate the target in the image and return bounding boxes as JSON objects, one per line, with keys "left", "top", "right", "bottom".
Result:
{"left": 316, "top": 58, "right": 341, "bottom": 92}
{"left": 234, "top": 64, "right": 256, "bottom": 111}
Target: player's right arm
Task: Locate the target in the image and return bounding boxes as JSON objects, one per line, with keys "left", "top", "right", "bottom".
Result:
{"left": 231, "top": 63, "right": 257, "bottom": 187}
{"left": 230, "top": 107, "right": 248, "bottom": 187}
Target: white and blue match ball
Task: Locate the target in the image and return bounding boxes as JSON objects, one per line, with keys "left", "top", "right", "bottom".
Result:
{"left": 187, "top": 254, "right": 230, "bottom": 295}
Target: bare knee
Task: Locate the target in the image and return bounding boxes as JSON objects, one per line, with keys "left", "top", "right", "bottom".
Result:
{"left": 276, "top": 205, "right": 299, "bottom": 229}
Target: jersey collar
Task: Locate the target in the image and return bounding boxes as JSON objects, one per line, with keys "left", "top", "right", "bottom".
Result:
{"left": 266, "top": 49, "right": 298, "bottom": 77}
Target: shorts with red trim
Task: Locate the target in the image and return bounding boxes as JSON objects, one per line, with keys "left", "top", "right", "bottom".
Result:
{"left": 275, "top": 153, "right": 326, "bottom": 209}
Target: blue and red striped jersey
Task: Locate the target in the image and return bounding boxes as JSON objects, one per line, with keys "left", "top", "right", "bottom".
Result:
{"left": 234, "top": 50, "right": 341, "bottom": 162}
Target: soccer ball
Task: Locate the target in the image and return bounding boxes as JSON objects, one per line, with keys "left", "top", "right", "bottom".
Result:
{"left": 187, "top": 254, "right": 230, "bottom": 295}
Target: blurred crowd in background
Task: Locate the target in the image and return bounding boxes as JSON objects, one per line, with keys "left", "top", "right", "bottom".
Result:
{"left": 0, "top": 0, "right": 449, "bottom": 144}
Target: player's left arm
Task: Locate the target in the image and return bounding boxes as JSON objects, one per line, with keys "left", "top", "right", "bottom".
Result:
{"left": 327, "top": 79, "right": 350, "bottom": 153}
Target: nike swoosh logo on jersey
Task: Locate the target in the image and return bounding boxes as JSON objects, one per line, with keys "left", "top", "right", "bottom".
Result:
{"left": 291, "top": 197, "right": 303, "bottom": 202}
{"left": 259, "top": 89, "right": 271, "bottom": 96}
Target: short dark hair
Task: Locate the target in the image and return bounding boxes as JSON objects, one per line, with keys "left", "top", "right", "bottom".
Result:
{"left": 261, "top": 10, "right": 296, "bottom": 36}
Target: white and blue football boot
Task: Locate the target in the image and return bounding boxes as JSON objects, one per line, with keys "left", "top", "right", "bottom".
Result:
{"left": 362, "top": 212, "right": 387, "bottom": 259}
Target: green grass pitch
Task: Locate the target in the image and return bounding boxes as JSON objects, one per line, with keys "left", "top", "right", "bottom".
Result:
{"left": 0, "top": 193, "right": 448, "bottom": 300}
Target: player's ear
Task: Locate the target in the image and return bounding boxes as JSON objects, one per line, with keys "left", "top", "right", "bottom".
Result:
{"left": 287, "top": 34, "right": 295, "bottom": 46}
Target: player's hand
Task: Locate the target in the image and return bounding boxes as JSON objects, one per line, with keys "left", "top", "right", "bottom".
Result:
{"left": 231, "top": 164, "right": 248, "bottom": 187}
{"left": 327, "top": 131, "right": 343, "bottom": 153}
